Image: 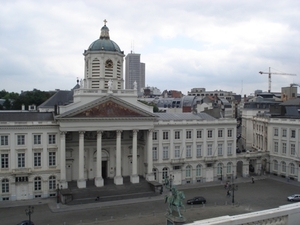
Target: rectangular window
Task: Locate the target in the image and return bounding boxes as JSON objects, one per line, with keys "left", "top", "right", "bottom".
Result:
{"left": 2, "top": 180, "right": 9, "bottom": 193}
{"left": 218, "top": 130, "right": 223, "bottom": 138}
{"left": 274, "top": 128, "right": 278, "bottom": 137}
{"left": 174, "top": 146, "right": 180, "bottom": 158}
{"left": 291, "top": 144, "right": 295, "bottom": 156}
{"left": 207, "top": 144, "right": 212, "bottom": 156}
{"left": 152, "top": 132, "right": 157, "bottom": 140}
{"left": 291, "top": 130, "right": 296, "bottom": 138}
{"left": 282, "top": 129, "right": 287, "bottom": 137}
{"left": 218, "top": 144, "right": 223, "bottom": 156}
{"left": 186, "top": 145, "right": 192, "bottom": 158}
{"left": 207, "top": 130, "right": 213, "bottom": 138}
{"left": 18, "top": 153, "right": 25, "bottom": 168}
{"left": 1, "top": 154, "right": 9, "bottom": 169}
{"left": 274, "top": 142, "right": 278, "bottom": 153}
{"left": 174, "top": 131, "right": 180, "bottom": 140}
{"left": 34, "top": 152, "right": 41, "bottom": 167}
{"left": 163, "top": 131, "right": 169, "bottom": 140}
{"left": 163, "top": 146, "right": 169, "bottom": 159}
{"left": 197, "top": 130, "right": 202, "bottom": 138}
{"left": 282, "top": 143, "right": 287, "bottom": 154}
{"left": 0, "top": 135, "right": 8, "bottom": 146}
{"left": 33, "top": 135, "right": 41, "bottom": 145}
{"left": 49, "top": 152, "right": 56, "bottom": 166}
{"left": 196, "top": 145, "right": 202, "bottom": 157}
{"left": 48, "top": 134, "right": 56, "bottom": 144}
{"left": 227, "top": 130, "right": 232, "bottom": 138}
{"left": 17, "top": 135, "right": 25, "bottom": 145}
{"left": 152, "top": 147, "right": 158, "bottom": 160}
{"left": 227, "top": 143, "right": 232, "bottom": 155}
{"left": 186, "top": 131, "right": 192, "bottom": 139}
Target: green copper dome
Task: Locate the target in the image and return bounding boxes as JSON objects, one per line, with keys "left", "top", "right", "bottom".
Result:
{"left": 88, "top": 22, "right": 122, "bottom": 53}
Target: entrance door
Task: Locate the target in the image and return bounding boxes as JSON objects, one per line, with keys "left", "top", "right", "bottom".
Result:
{"left": 66, "top": 164, "right": 72, "bottom": 181}
{"left": 16, "top": 184, "right": 28, "bottom": 200}
{"left": 206, "top": 167, "right": 214, "bottom": 182}
{"left": 102, "top": 161, "right": 107, "bottom": 178}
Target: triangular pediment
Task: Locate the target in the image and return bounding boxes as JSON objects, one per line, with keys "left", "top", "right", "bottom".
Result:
{"left": 73, "top": 100, "right": 146, "bottom": 117}
{"left": 56, "top": 95, "right": 158, "bottom": 120}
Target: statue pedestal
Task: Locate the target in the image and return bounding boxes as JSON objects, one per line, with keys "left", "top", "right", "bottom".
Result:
{"left": 165, "top": 213, "right": 186, "bottom": 225}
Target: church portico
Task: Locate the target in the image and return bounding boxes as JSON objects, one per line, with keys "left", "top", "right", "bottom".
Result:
{"left": 59, "top": 127, "right": 154, "bottom": 189}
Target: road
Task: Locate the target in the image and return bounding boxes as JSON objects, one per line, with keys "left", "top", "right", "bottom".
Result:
{"left": 2, "top": 178, "right": 299, "bottom": 225}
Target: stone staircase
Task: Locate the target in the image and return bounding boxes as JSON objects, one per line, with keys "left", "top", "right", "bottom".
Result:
{"left": 63, "top": 176, "right": 159, "bottom": 205}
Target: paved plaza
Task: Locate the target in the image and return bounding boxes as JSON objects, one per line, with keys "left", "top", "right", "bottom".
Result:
{"left": 1, "top": 175, "right": 300, "bottom": 225}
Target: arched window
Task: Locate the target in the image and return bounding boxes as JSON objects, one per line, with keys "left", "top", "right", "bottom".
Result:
{"left": 49, "top": 176, "right": 56, "bottom": 190}
{"left": 273, "top": 160, "right": 278, "bottom": 171}
{"left": 162, "top": 167, "right": 168, "bottom": 180}
{"left": 281, "top": 162, "right": 286, "bottom": 173}
{"left": 34, "top": 177, "right": 42, "bottom": 191}
{"left": 186, "top": 165, "right": 192, "bottom": 178}
{"left": 217, "top": 163, "right": 223, "bottom": 175}
{"left": 196, "top": 165, "right": 202, "bottom": 177}
{"left": 2, "top": 178, "right": 9, "bottom": 193}
{"left": 227, "top": 162, "right": 232, "bottom": 174}
{"left": 153, "top": 168, "right": 158, "bottom": 181}
{"left": 290, "top": 163, "right": 295, "bottom": 175}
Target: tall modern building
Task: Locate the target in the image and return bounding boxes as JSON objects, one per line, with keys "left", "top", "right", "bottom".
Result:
{"left": 125, "top": 53, "right": 145, "bottom": 94}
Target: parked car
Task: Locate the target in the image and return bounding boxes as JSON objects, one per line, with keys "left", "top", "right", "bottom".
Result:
{"left": 287, "top": 194, "right": 300, "bottom": 202}
{"left": 17, "top": 220, "right": 34, "bottom": 225}
{"left": 187, "top": 196, "right": 206, "bottom": 205}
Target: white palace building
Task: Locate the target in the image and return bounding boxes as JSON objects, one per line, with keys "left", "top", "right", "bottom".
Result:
{"left": 0, "top": 21, "right": 242, "bottom": 202}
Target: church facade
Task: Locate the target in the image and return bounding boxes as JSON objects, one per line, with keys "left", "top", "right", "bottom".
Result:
{"left": 0, "top": 22, "right": 241, "bottom": 201}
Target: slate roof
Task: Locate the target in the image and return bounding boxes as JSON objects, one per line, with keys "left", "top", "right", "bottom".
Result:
{"left": 280, "top": 98, "right": 300, "bottom": 106}
{"left": 154, "top": 112, "right": 216, "bottom": 121}
{"left": 0, "top": 112, "right": 54, "bottom": 121}
{"left": 38, "top": 90, "right": 74, "bottom": 108}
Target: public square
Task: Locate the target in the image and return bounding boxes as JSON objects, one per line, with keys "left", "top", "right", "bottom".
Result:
{"left": 1, "top": 176, "right": 300, "bottom": 225}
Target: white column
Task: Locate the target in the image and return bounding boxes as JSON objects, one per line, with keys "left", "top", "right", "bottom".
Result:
{"left": 95, "top": 131, "right": 104, "bottom": 187}
{"left": 130, "top": 130, "right": 139, "bottom": 183}
{"left": 59, "top": 132, "right": 68, "bottom": 189}
{"left": 77, "top": 131, "right": 86, "bottom": 188}
{"left": 114, "top": 130, "right": 123, "bottom": 185}
{"left": 146, "top": 129, "right": 154, "bottom": 181}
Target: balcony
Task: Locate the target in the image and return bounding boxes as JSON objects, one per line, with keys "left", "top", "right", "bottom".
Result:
{"left": 171, "top": 158, "right": 185, "bottom": 165}
{"left": 12, "top": 168, "right": 32, "bottom": 175}
{"left": 204, "top": 156, "right": 217, "bottom": 163}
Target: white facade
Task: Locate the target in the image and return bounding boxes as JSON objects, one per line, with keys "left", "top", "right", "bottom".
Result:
{"left": 0, "top": 22, "right": 241, "bottom": 202}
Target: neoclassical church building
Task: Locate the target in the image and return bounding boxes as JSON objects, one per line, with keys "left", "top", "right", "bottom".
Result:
{"left": 0, "top": 21, "right": 239, "bottom": 201}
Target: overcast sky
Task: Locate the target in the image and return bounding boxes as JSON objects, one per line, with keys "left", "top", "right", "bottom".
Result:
{"left": 1, "top": 0, "right": 299, "bottom": 96}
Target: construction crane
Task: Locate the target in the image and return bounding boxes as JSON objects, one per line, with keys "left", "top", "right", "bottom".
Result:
{"left": 259, "top": 67, "right": 296, "bottom": 93}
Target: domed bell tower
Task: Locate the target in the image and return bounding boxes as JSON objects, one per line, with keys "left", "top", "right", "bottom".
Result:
{"left": 83, "top": 19, "right": 125, "bottom": 90}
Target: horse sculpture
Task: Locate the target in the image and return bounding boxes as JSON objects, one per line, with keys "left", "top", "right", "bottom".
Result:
{"left": 164, "top": 187, "right": 186, "bottom": 218}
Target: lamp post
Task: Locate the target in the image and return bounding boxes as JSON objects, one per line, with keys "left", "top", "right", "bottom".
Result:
{"left": 25, "top": 206, "right": 34, "bottom": 224}
{"left": 220, "top": 167, "right": 223, "bottom": 181}
{"left": 230, "top": 174, "right": 238, "bottom": 205}
{"left": 169, "top": 174, "right": 174, "bottom": 189}
{"left": 56, "top": 183, "right": 60, "bottom": 208}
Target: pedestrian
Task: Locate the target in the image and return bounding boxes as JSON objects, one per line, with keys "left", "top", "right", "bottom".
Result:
{"left": 227, "top": 190, "right": 230, "bottom": 197}
{"left": 252, "top": 177, "right": 255, "bottom": 184}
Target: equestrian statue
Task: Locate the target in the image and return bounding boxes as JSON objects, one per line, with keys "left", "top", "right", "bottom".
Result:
{"left": 164, "top": 175, "right": 186, "bottom": 218}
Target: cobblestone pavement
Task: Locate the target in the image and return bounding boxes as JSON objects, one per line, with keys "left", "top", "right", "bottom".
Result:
{"left": 1, "top": 175, "right": 300, "bottom": 225}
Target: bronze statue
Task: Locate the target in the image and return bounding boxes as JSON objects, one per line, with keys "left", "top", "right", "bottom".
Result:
{"left": 164, "top": 176, "right": 186, "bottom": 218}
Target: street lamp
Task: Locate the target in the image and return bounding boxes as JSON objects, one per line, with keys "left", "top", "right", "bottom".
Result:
{"left": 168, "top": 174, "right": 174, "bottom": 190}
{"left": 25, "top": 206, "right": 34, "bottom": 224}
{"left": 56, "top": 183, "right": 61, "bottom": 208}
{"left": 230, "top": 174, "right": 238, "bottom": 204}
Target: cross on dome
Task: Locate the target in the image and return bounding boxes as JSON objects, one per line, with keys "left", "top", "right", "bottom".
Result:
{"left": 104, "top": 19, "right": 107, "bottom": 26}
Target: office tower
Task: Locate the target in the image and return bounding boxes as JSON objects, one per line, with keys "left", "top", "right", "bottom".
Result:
{"left": 125, "top": 53, "right": 145, "bottom": 93}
